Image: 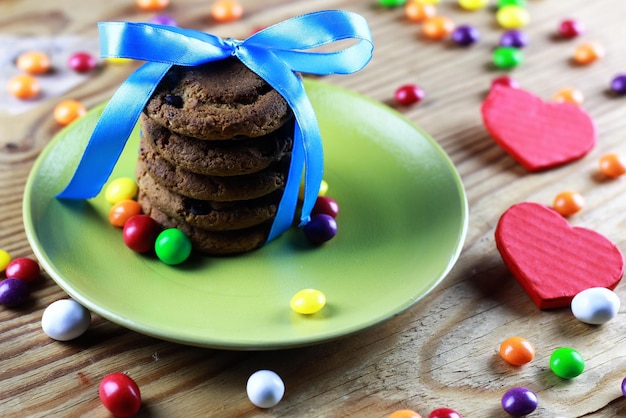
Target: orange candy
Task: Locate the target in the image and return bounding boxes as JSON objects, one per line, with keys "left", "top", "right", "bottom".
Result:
{"left": 599, "top": 153, "right": 626, "bottom": 178}
{"left": 54, "top": 100, "right": 87, "bottom": 126}
{"left": 136, "top": 0, "right": 169, "bottom": 11}
{"left": 552, "top": 88, "right": 584, "bottom": 106}
{"left": 422, "top": 16, "right": 455, "bottom": 40}
{"left": 16, "top": 51, "right": 51, "bottom": 75}
{"left": 109, "top": 200, "right": 143, "bottom": 227}
{"left": 405, "top": 1, "right": 437, "bottom": 23}
{"left": 211, "top": 0, "right": 244, "bottom": 23}
{"left": 499, "top": 336, "right": 535, "bottom": 366}
{"left": 389, "top": 410, "right": 422, "bottom": 418}
{"left": 7, "top": 74, "right": 40, "bottom": 100}
{"left": 553, "top": 190, "right": 584, "bottom": 217}
{"left": 573, "top": 42, "right": 604, "bottom": 65}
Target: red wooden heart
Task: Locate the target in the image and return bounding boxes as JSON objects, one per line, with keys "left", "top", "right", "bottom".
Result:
{"left": 495, "top": 202, "right": 624, "bottom": 309}
{"left": 482, "top": 85, "right": 596, "bottom": 172}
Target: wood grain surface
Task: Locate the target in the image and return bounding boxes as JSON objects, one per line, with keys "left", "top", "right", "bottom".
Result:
{"left": 2, "top": 0, "right": 626, "bottom": 416}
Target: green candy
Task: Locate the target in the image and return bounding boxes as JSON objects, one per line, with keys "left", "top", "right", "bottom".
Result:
{"left": 154, "top": 228, "right": 192, "bottom": 265}
{"left": 498, "top": 0, "right": 527, "bottom": 7}
{"left": 378, "top": 0, "right": 406, "bottom": 7}
{"left": 493, "top": 46, "right": 524, "bottom": 69}
{"left": 550, "top": 347, "right": 585, "bottom": 379}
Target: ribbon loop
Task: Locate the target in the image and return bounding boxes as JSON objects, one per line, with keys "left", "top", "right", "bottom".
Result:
{"left": 57, "top": 10, "right": 373, "bottom": 243}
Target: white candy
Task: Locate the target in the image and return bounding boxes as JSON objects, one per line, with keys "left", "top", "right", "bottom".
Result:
{"left": 41, "top": 299, "right": 91, "bottom": 341}
{"left": 246, "top": 370, "right": 285, "bottom": 408}
{"left": 571, "top": 287, "right": 620, "bottom": 325}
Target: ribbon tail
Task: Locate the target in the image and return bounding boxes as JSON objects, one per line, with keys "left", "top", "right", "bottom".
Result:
{"left": 56, "top": 62, "right": 172, "bottom": 199}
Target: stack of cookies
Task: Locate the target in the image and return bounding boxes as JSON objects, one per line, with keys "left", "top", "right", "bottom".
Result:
{"left": 136, "top": 58, "right": 294, "bottom": 255}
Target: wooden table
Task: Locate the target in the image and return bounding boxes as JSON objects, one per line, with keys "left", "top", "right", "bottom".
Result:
{"left": 2, "top": 0, "right": 626, "bottom": 416}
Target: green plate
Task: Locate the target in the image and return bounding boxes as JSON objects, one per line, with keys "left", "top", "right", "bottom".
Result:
{"left": 23, "top": 79, "right": 468, "bottom": 350}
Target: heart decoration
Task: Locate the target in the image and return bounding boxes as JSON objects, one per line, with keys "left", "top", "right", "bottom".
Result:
{"left": 482, "top": 85, "right": 596, "bottom": 172}
{"left": 495, "top": 202, "right": 624, "bottom": 309}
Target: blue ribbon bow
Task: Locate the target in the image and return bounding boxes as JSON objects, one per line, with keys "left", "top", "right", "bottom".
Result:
{"left": 57, "top": 10, "right": 373, "bottom": 243}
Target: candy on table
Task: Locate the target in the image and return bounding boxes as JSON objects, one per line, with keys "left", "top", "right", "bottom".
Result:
{"left": 149, "top": 14, "right": 177, "bottom": 26}
{"left": 550, "top": 347, "right": 585, "bottom": 379}
{"left": 303, "top": 214, "right": 338, "bottom": 245}
{"left": 123, "top": 215, "right": 162, "bottom": 253}
{"left": 458, "top": 0, "right": 488, "bottom": 11}
{"left": 492, "top": 46, "right": 523, "bottom": 69}
{"left": 497, "top": 0, "right": 526, "bottom": 7}
{"left": 558, "top": 19, "right": 584, "bottom": 38}
{"left": 5, "top": 257, "right": 40, "bottom": 282}
{"left": 290, "top": 289, "right": 326, "bottom": 315}
{"left": 495, "top": 202, "right": 623, "bottom": 309}
{"left": 599, "top": 153, "right": 626, "bottom": 178}
{"left": 501, "top": 387, "right": 538, "bottom": 416}
{"left": 41, "top": 299, "right": 91, "bottom": 341}
{"left": 154, "top": 228, "right": 192, "bottom": 265}
{"left": 105, "top": 177, "right": 138, "bottom": 204}
{"left": 67, "top": 51, "right": 97, "bottom": 73}
{"left": 552, "top": 190, "right": 584, "bottom": 217}
{"left": 405, "top": 1, "right": 436, "bottom": 23}
{"left": 389, "top": 410, "right": 422, "bottom": 418}
{"left": 499, "top": 336, "right": 535, "bottom": 366}
{"left": 422, "top": 16, "right": 455, "bottom": 40}
{"left": 610, "top": 74, "right": 626, "bottom": 95}
{"left": 0, "top": 278, "right": 30, "bottom": 307}
{"left": 105, "top": 57, "right": 133, "bottom": 65}
{"left": 311, "top": 196, "right": 339, "bottom": 219}
{"left": 108, "top": 199, "right": 143, "bottom": 227}
{"left": 210, "top": 0, "right": 244, "bottom": 23}
{"left": 491, "top": 75, "right": 519, "bottom": 89}
{"left": 0, "top": 249, "right": 11, "bottom": 272}
{"left": 394, "top": 84, "right": 426, "bottom": 105}
{"left": 99, "top": 373, "right": 142, "bottom": 417}
{"left": 428, "top": 407, "right": 462, "bottom": 418}
{"left": 136, "top": 0, "right": 169, "bottom": 11}
{"left": 8, "top": 74, "right": 41, "bottom": 100}
{"left": 552, "top": 87, "right": 584, "bottom": 106}
{"left": 496, "top": 5, "right": 529, "bottom": 29}
{"left": 481, "top": 85, "right": 596, "bottom": 172}
{"left": 451, "top": 25, "right": 480, "bottom": 46}
{"left": 572, "top": 42, "right": 604, "bottom": 65}
{"left": 622, "top": 377, "right": 626, "bottom": 397}
{"left": 53, "top": 99, "right": 87, "bottom": 126}
{"left": 499, "top": 30, "right": 528, "bottom": 48}
{"left": 571, "top": 287, "right": 620, "bottom": 325}
{"left": 246, "top": 370, "right": 285, "bottom": 408}
{"left": 16, "top": 51, "right": 51, "bottom": 75}
{"left": 379, "top": 0, "right": 407, "bottom": 6}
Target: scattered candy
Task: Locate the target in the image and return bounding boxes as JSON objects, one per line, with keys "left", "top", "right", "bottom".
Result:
{"left": 428, "top": 407, "right": 462, "bottom": 418}
{"left": 573, "top": 42, "right": 604, "bottom": 65}
{"left": 16, "top": 51, "right": 51, "bottom": 75}
{"left": 571, "top": 287, "right": 620, "bottom": 325}
{"left": 380, "top": 0, "right": 406, "bottom": 6}
{"left": 499, "top": 30, "right": 528, "bottom": 48}
{"left": 67, "top": 52, "right": 97, "bottom": 73}
{"left": 609, "top": 74, "right": 626, "bottom": 95}
{"left": 109, "top": 200, "right": 142, "bottom": 228}
{"left": 0, "top": 278, "right": 30, "bottom": 307}
{"left": 552, "top": 190, "right": 584, "bottom": 217}
{"left": 246, "top": 370, "right": 285, "bottom": 408}
{"left": 458, "top": 0, "right": 488, "bottom": 11}
{"left": 599, "top": 153, "right": 626, "bottom": 178}
{"left": 8, "top": 74, "right": 40, "bottom": 100}
{"left": 395, "top": 84, "right": 426, "bottom": 105}
{"left": 149, "top": 14, "right": 177, "bottom": 26}
{"left": 496, "top": 5, "right": 530, "bottom": 29}
{"left": 622, "top": 377, "right": 626, "bottom": 397}
{"left": 41, "top": 299, "right": 91, "bottom": 341}
{"left": 136, "top": 0, "right": 169, "bottom": 11}
{"left": 451, "top": 25, "right": 480, "bottom": 46}
{"left": 495, "top": 202, "right": 623, "bottom": 309}
{"left": 154, "top": 228, "right": 192, "bottom": 265}
{"left": 311, "top": 196, "right": 339, "bottom": 218}
{"left": 303, "top": 214, "right": 338, "bottom": 245}
{"left": 422, "top": 16, "right": 455, "bottom": 40}
{"left": 501, "top": 387, "right": 538, "bottom": 416}
{"left": 405, "top": 1, "right": 436, "bottom": 22}
{"left": 389, "top": 410, "right": 422, "bottom": 418}
{"left": 558, "top": 19, "right": 584, "bottom": 38}
{"left": 5, "top": 257, "right": 40, "bottom": 283}
{"left": 53, "top": 99, "right": 87, "bottom": 126}
{"left": 550, "top": 347, "right": 585, "bottom": 379}
{"left": 499, "top": 336, "right": 535, "bottom": 366}
{"left": 123, "top": 215, "right": 162, "bottom": 253}
{"left": 318, "top": 180, "right": 329, "bottom": 197}
{"left": 105, "top": 178, "right": 138, "bottom": 204}
{"left": 491, "top": 76, "right": 519, "bottom": 89}
{"left": 497, "top": 0, "right": 526, "bottom": 7}
{"left": 106, "top": 57, "right": 132, "bottom": 65}
{"left": 552, "top": 87, "right": 584, "bottom": 106}
{"left": 210, "top": 0, "right": 244, "bottom": 23}
{"left": 99, "top": 373, "right": 142, "bottom": 417}
{"left": 290, "top": 289, "right": 326, "bottom": 315}
{"left": 492, "top": 46, "right": 523, "bottom": 69}
{"left": 0, "top": 249, "right": 11, "bottom": 272}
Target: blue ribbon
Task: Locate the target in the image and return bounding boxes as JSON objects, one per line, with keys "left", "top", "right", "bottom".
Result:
{"left": 56, "top": 10, "right": 373, "bottom": 243}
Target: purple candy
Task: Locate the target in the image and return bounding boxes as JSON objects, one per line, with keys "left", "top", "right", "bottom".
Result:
{"left": 150, "top": 14, "right": 177, "bottom": 26}
{"left": 303, "top": 214, "right": 338, "bottom": 245}
{"left": 610, "top": 74, "right": 626, "bottom": 95}
{"left": 500, "top": 30, "right": 528, "bottom": 48}
{"left": 501, "top": 387, "right": 538, "bottom": 416}
{"left": 0, "top": 278, "right": 30, "bottom": 307}
{"left": 451, "top": 24, "right": 480, "bottom": 46}
{"left": 622, "top": 377, "right": 626, "bottom": 397}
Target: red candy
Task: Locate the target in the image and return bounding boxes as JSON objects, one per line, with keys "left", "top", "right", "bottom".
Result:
{"left": 5, "top": 257, "right": 40, "bottom": 283}
{"left": 311, "top": 196, "right": 339, "bottom": 218}
{"left": 67, "top": 52, "right": 97, "bottom": 73}
{"left": 491, "top": 76, "right": 519, "bottom": 89}
{"left": 99, "top": 373, "right": 142, "bottom": 417}
{"left": 558, "top": 19, "right": 584, "bottom": 38}
{"left": 428, "top": 408, "right": 462, "bottom": 418}
{"left": 123, "top": 215, "right": 161, "bottom": 253}
{"left": 395, "top": 84, "right": 425, "bottom": 105}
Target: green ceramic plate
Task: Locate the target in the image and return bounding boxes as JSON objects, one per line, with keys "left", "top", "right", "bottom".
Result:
{"left": 23, "top": 79, "right": 468, "bottom": 350}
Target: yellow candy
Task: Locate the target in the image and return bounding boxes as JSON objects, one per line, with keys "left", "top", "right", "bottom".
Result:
{"left": 106, "top": 57, "right": 132, "bottom": 65}
{"left": 298, "top": 179, "right": 329, "bottom": 200}
{"left": 458, "top": 0, "right": 488, "bottom": 10}
{"left": 105, "top": 178, "right": 138, "bottom": 204}
{"left": 0, "top": 249, "right": 11, "bottom": 272}
{"left": 290, "top": 289, "right": 326, "bottom": 315}
{"left": 496, "top": 5, "right": 530, "bottom": 29}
